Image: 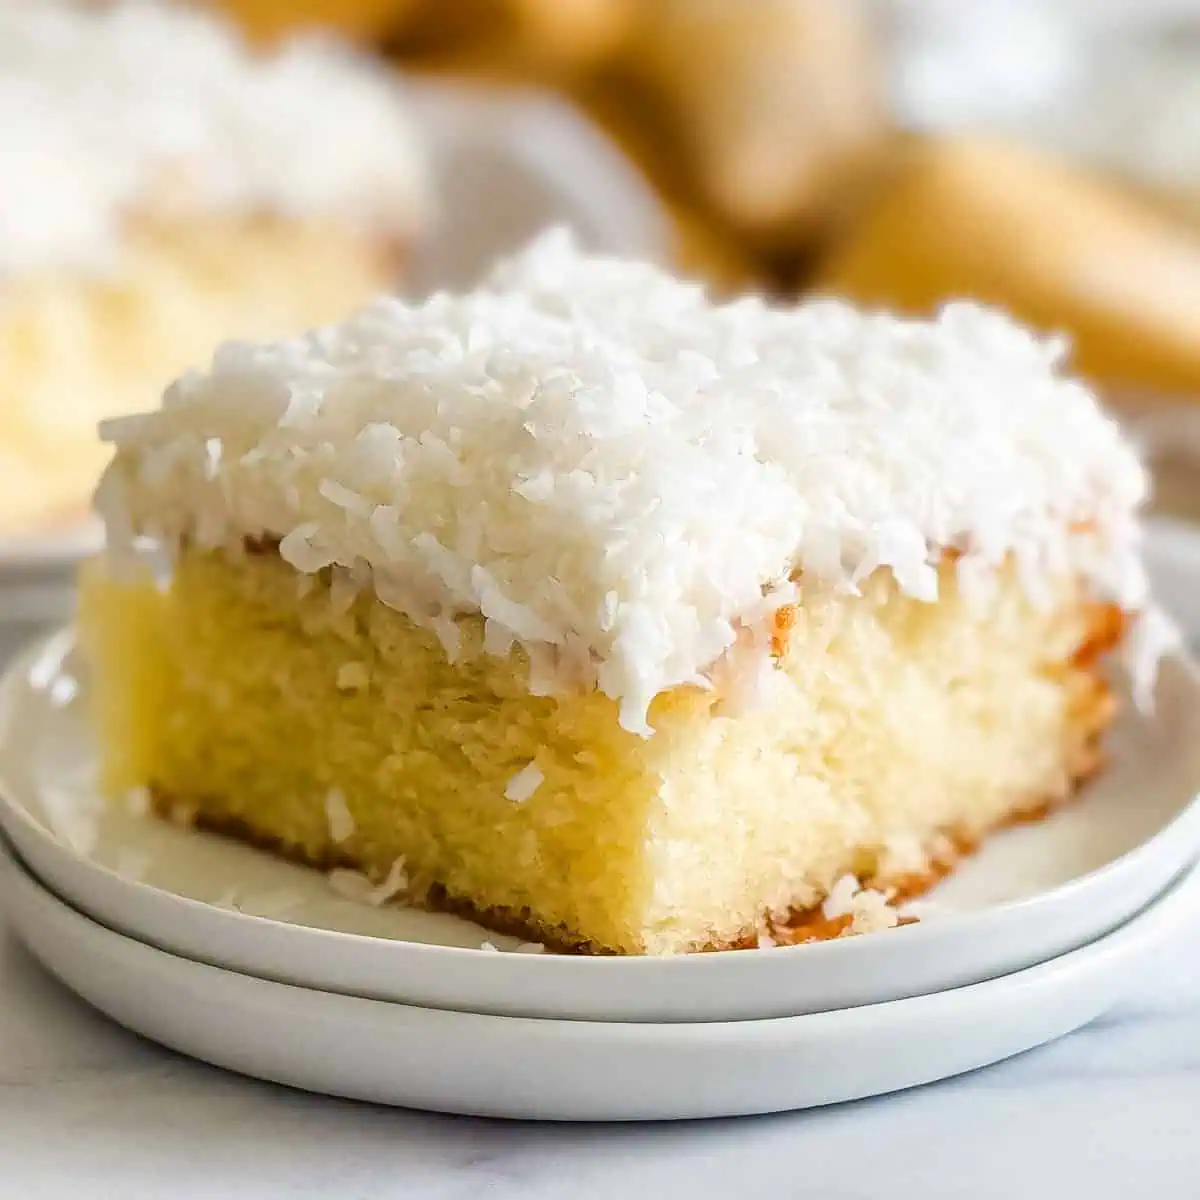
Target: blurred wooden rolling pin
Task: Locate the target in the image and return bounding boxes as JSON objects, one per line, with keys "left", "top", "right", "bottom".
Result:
{"left": 619, "top": 0, "right": 884, "bottom": 250}
{"left": 814, "top": 136, "right": 1200, "bottom": 401}
{"left": 211, "top": 0, "right": 888, "bottom": 289}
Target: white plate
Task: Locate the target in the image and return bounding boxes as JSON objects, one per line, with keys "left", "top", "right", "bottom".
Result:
{"left": 2, "top": 835, "right": 1192, "bottom": 1122}
{"left": 0, "top": 519, "right": 103, "bottom": 575}
{"left": 2, "top": 630, "right": 1199, "bottom": 1023}
{"left": 0, "top": 521, "right": 100, "bottom": 627}
{"left": 0, "top": 81, "right": 668, "bottom": 580}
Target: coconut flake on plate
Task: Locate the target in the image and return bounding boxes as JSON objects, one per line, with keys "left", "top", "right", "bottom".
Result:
{"left": 327, "top": 858, "right": 408, "bottom": 907}
{"left": 822, "top": 874, "right": 902, "bottom": 935}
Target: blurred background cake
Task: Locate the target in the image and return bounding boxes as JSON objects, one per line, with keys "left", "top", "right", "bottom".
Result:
{"left": 7, "top": 0, "right": 1200, "bottom": 539}
{"left": 0, "top": 0, "right": 428, "bottom": 538}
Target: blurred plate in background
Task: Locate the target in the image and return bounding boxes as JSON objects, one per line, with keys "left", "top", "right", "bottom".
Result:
{"left": 403, "top": 79, "right": 670, "bottom": 294}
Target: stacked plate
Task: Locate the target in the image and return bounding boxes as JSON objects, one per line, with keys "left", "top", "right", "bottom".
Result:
{"left": 0, "top": 522, "right": 101, "bottom": 637}
{"left": 2, "top": 590, "right": 1200, "bottom": 1120}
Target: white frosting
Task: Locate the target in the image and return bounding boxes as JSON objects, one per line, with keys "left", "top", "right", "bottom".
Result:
{"left": 97, "top": 231, "right": 1151, "bottom": 734}
{"left": 0, "top": 0, "right": 428, "bottom": 276}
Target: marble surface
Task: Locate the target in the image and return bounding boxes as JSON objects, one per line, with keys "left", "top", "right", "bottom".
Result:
{"left": 2, "top": 612, "right": 1200, "bottom": 1197}
{"left": 3, "top": 897, "right": 1200, "bottom": 1199}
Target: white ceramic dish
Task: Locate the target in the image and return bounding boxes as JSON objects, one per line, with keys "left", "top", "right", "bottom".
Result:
{"left": 0, "top": 520, "right": 103, "bottom": 575}
{"left": 2, "top": 629, "right": 1199, "bottom": 1024}
{"left": 0, "top": 521, "right": 100, "bottom": 627}
{"left": 3, "top": 835, "right": 1192, "bottom": 1122}
{"left": 0, "top": 81, "right": 668, "bottom": 586}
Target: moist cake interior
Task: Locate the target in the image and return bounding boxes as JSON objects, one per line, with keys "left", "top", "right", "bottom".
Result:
{"left": 82, "top": 545, "right": 1120, "bottom": 954}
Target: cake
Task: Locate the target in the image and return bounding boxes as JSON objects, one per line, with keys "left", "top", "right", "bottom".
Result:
{"left": 81, "top": 233, "right": 1156, "bottom": 956}
{"left": 0, "top": 0, "right": 428, "bottom": 536}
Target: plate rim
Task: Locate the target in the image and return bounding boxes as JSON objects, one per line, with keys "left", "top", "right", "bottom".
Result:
{"left": 1, "top": 832, "right": 1189, "bottom": 1119}
{"left": 9, "top": 824, "right": 1187, "bottom": 1030}
{"left": 0, "top": 517, "right": 103, "bottom": 573}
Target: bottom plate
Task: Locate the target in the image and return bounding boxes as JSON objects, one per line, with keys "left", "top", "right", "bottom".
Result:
{"left": 2, "top": 836, "right": 1192, "bottom": 1122}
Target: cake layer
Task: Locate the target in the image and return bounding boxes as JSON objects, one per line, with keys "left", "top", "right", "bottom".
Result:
{"left": 0, "top": 215, "right": 400, "bottom": 534}
{"left": 80, "top": 545, "right": 1118, "bottom": 955}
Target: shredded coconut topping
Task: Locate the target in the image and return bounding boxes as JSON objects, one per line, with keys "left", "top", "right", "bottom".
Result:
{"left": 1123, "top": 604, "right": 1182, "bottom": 714}
{"left": 98, "top": 231, "right": 1151, "bottom": 734}
{"left": 0, "top": 0, "right": 427, "bottom": 275}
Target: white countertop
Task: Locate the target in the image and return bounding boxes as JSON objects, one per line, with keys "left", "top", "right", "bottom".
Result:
{"left": 2, "top": 592, "right": 1200, "bottom": 1198}
{"left": 2, "top": 914, "right": 1199, "bottom": 1199}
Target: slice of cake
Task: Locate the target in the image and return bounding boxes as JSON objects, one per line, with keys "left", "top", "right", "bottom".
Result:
{"left": 81, "top": 233, "right": 1154, "bottom": 955}
{"left": 0, "top": 0, "right": 428, "bottom": 536}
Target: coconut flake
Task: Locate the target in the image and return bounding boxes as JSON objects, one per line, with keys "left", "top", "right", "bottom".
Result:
{"left": 99, "top": 232, "right": 1151, "bottom": 735}
{"left": 370, "top": 857, "right": 409, "bottom": 904}
{"left": 324, "top": 788, "right": 355, "bottom": 843}
{"left": 846, "top": 891, "right": 901, "bottom": 936}
{"left": 504, "top": 761, "right": 544, "bottom": 803}
{"left": 822, "top": 874, "right": 900, "bottom": 935}
{"left": 1124, "top": 604, "right": 1183, "bottom": 713}
{"left": 335, "top": 662, "right": 370, "bottom": 692}
{"left": 327, "top": 858, "right": 408, "bottom": 906}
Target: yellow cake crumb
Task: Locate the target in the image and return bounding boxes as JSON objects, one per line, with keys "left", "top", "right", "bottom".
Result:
{"left": 80, "top": 547, "right": 1114, "bottom": 954}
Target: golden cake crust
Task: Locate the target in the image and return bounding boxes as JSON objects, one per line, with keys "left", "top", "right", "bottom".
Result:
{"left": 150, "top": 757, "right": 1102, "bottom": 953}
